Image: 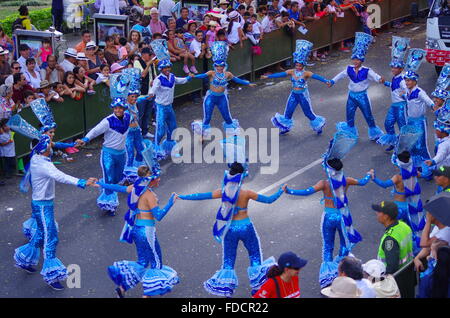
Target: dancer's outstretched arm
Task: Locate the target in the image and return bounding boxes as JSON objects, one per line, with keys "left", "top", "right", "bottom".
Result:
{"left": 284, "top": 180, "right": 324, "bottom": 196}
{"left": 96, "top": 181, "right": 133, "bottom": 193}
{"left": 178, "top": 189, "right": 222, "bottom": 200}
{"left": 346, "top": 172, "right": 372, "bottom": 187}
{"left": 369, "top": 169, "right": 395, "bottom": 188}
{"left": 303, "top": 70, "right": 330, "bottom": 84}
{"left": 248, "top": 185, "right": 286, "bottom": 203}
{"left": 150, "top": 193, "right": 178, "bottom": 221}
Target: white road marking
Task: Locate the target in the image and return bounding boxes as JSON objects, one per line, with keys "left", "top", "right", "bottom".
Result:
{"left": 257, "top": 158, "right": 323, "bottom": 194}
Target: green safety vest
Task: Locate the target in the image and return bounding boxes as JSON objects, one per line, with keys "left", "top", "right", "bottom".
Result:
{"left": 445, "top": 187, "right": 450, "bottom": 193}
{"left": 377, "top": 221, "right": 413, "bottom": 270}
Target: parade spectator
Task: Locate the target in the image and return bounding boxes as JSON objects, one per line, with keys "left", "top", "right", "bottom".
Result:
{"left": 268, "top": 0, "right": 281, "bottom": 15}
{"left": 227, "top": 11, "right": 245, "bottom": 47}
{"left": 0, "top": 119, "right": 16, "bottom": 178}
{"left": 184, "top": 21, "right": 198, "bottom": 48}
{"left": 76, "top": 52, "right": 90, "bottom": 71}
{"left": 237, "top": 5, "right": 247, "bottom": 25}
{"left": 205, "top": 21, "right": 219, "bottom": 47}
{"left": 166, "top": 18, "right": 177, "bottom": 33}
{"left": 23, "top": 58, "right": 42, "bottom": 90}
{"left": 23, "top": 90, "right": 36, "bottom": 108}
{"left": 96, "top": 48, "right": 108, "bottom": 65}
{"left": 134, "top": 47, "right": 157, "bottom": 138}
{"left": 0, "top": 47, "right": 11, "bottom": 85}
{"left": 417, "top": 244, "right": 450, "bottom": 298}
{"left": 362, "top": 259, "right": 401, "bottom": 298}
{"left": 321, "top": 276, "right": 362, "bottom": 298}
{"left": 17, "top": 44, "right": 39, "bottom": 74}
{"left": 117, "top": 37, "right": 129, "bottom": 66}
{"left": 104, "top": 36, "right": 120, "bottom": 66}
{"left": 131, "top": 15, "right": 153, "bottom": 44}
{"left": 0, "top": 85, "right": 15, "bottom": 120}
{"left": 275, "top": 11, "right": 296, "bottom": 35}
{"left": 0, "top": 27, "right": 13, "bottom": 53}
{"left": 257, "top": 5, "right": 268, "bottom": 22}
{"left": 158, "top": 0, "right": 176, "bottom": 25}
{"left": 12, "top": 72, "right": 35, "bottom": 104}
{"left": 17, "top": 5, "right": 33, "bottom": 30}
{"left": 84, "top": 42, "right": 102, "bottom": 80}
{"left": 280, "top": 0, "right": 291, "bottom": 13}
{"left": 338, "top": 256, "right": 376, "bottom": 298}
{"left": 128, "top": 30, "right": 142, "bottom": 57}
{"left": 176, "top": 7, "right": 190, "bottom": 29}
{"left": 142, "top": 0, "right": 155, "bottom": 15}
{"left": 40, "top": 55, "right": 64, "bottom": 84}
{"left": 75, "top": 30, "right": 92, "bottom": 53}
{"left": 189, "top": 30, "right": 209, "bottom": 61}
{"left": 60, "top": 48, "right": 78, "bottom": 73}
{"left": 261, "top": 10, "right": 277, "bottom": 33}
{"left": 36, "top": 38, "right": 53, "bottom": 69}
{"left": 373, "top": 200, "right": 416, "bottom": 298}
{"left": 63, "top": 71, "right": 85, "bottom": 101}
{"left": 150, "top": 8, "right": 168, "bottom": 34}
{"left": 167, "top": 29, "right": 196, "bottom": 73}
{"left": 219, "top": 0, "right": 230, "bottom": 14}
{"left": 95, "top": 64, "right": 111, "bottom": 86}
{"left": 37, "top": 80, "right": 64, "bottom": 103}
{"left": 100, "top": 0, "right": 120, "bottom": 15}
{"left": 301, "top": 0, "right": 321, "bottom": 21}
{"left": 52, "top": 0, "right": 64, "bottom": 32}
{"left": 253, "top": 251, "right": 307, "bottom": 298}
{"left": 250, "top": 14, "right": 264, "bottom": 40}
{"left": 288, "top": 1, "right": 304, "bottom": 26}
{"left": 73, "top": 66, "right": 96, "bottom": 95}
{"left": 198, "top": 14, "right": 212, "bottom": 32}
{"left": 5, "top": 62, "right": 21, "bottom": 87}
{"left": 433, "top": 166, "right": 450, "bottom": 192}
{"left": 243, "top": 22, "right": 260, "bottom": 45}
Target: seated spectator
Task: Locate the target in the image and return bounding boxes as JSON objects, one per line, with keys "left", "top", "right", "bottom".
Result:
{"left": 63, "top": 71, "right": 85, "bottom": 100}
{"left": 363, "top": 259, "right": 401, "bottom": 298}
{"left": 96, "top": 48, "right": 108, "bottom": 65}
{"left": 227, "top": 11, "right": 246, "bottom": 47}
{"left": 110, "top": 62, "right": 125, "bottom": 74}
{"left": 0, "top": 26, "right": 14, "bottom": 53}
{"left": 37, "top": 80, "right": 64, "bottom": 103}
{"left": 75, "top": 30, "right": 92, "bottom": 53}
{"left": 0, "top": 119, "right": 16, "bottom": 179}
{"left": 321, "top": 276, "right": 362, "bottom": 298}
{"left": 131, "top": 15, "right": 153, "bottom": 44}
{"left": 118, "top": 37, "right": 129, "bottom": 66}
{"left": 184, "top": 21, "right": 198, "bottom": 48}
{"left": 76, "top": 52, "right": 90, "bottom": 71}
{"left": 36, "top": 38, "right": 53, "bottom": 69}
{"left": 5, "top": 62, "right": 21, "bottom": 87}
{"left": 0, "top": 84, "right": 16, "bottom": 120}
{"left": 417, "top": 243, "right": 450, "bottom": 298}
{"left": 0, "top": 47, "right": 11, "bottom": 85}
{"left": 261, "top": 10, "right": 277, "bottom": 33}
{"left": 17, "top": 44, "right": 39, "bottom": 74}
{"left": 54, "top": 81, "right": 73, "bottom": 98}
{"left": 338, "top": 256, "right": 376, "bottom": 298}
{"left": 168, "top": 29, "right": 197, "bottom": 74}
{"left": 84, "top": 42, "right": 102, "bottom": 81}
{"left": 190, "top": 30, "right": 210, "bottom": 61}
{"left": 176, "top": 7, "right": 190, "bottom": 29}
{"left": 301, "top": 0, "right": 320, "bottom": 21}
{"left": 128, "top": 30, "right": 142, "bottom": 57}
{"left": 104, "top": 36, "right": 120, "bottom": 66}
{"left": 60, "top": 48, "right": 78, "bottom": 73}
{"left": 40, "top": 55, "right": 64, "bottom": 85}
{"left": 12, "top": 73, "right": 36, "bottom": 104}
{"left": 253, "top": 251, "right": 307, "bottom": 298}
{"left": 95, "top": 64, "right": 111, "bottom": 86}
{"left": 149, "top": 8, "right": 167, "bottom": 35}
{"left": 167, "top": 17, "right": 177, "bottom": 32}
{"left": 199, "top": 14, "right": 212, "bottom": 32}
{"left": 23, "top": 58, "right": 42, "bottom": 90}
{"left": 73, "top": 66, "right": 96, "bottom": 95}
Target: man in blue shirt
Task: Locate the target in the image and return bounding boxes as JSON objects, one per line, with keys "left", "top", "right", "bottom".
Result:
{"left": 131, "top": 15, "right": 152, "bottom": 44}
{"left": 176, "top": 7, "right": 189, "bottom": 30}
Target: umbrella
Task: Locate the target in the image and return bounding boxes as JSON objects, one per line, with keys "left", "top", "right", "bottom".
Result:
{"left": 423, "top": 192, "right": 450, "bottom": 227}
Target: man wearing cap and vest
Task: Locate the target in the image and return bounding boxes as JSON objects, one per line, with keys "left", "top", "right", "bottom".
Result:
{"left": 373, "top": 200, "right": 415, "bottom": 298}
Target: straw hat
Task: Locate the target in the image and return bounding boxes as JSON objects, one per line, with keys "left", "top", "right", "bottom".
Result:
{"left": 39, "top": 80, "right": 51, "bottom": 89}
{"left": 208, "top": 21, "right": 219, "bottom": 27}
{"left": 64, "top": 48, "right": 78, "bottom": 58}
{"left": 76, "top": 52, "right": 89, "bottom": 61}
{"left": 207, "top": 8, "right": 226, "bottom": 19}
{"left": 111, "top": 63, "right": 125, "bottom": 73}
{"left": 321, "top": 277, "right": 362, "bottom": 298}
{"left": 218, "top": 0, "right": 229, "bottom": 5}
{"left": 0, "top": 47, "right": 9, "bottom": 55}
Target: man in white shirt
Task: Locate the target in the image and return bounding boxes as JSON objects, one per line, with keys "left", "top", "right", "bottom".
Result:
{"left": 100, "top": 0, "right": 120, "bottom": 15}
{"left": 261, "top": 10, "right": 277, "bottom": 33}
{"left": 60, "top": 48, "right": 78, "bottom": 73}
{"left": 40, "top": 55, "right": 64, "bottom": 84}
{"left": 158, "top": 0, "right": 176, "bottom": 26}
{"left": 13, "top": 134, "right": 97, "bottom": 290}
{"left": 17, "top": 44, "right": 40, "bottom": 73}
{"left": 190, "top": 30, "right": 206, "bottom": 58}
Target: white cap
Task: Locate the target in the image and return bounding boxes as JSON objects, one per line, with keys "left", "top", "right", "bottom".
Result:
{"left": 362, "top": 259, "right": 386, "bottom": 278}
{"left": 150, "top": 7, "right": 158, "bottom": 14}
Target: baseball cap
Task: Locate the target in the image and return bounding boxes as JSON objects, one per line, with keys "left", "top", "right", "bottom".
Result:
{"left": 371, "top": 201, "right": 398, "bottom": 219}
{"left": 362, "top": 259, "right": 386, "bottom": 278}
{"left": 433, "top": 166, "right": 450, "bottom": 179}
{"left": 278, "top": 251, "right": 307, "bottom": 271}
{"left": 19, "top": 44, "right": 30, "bottom": 51}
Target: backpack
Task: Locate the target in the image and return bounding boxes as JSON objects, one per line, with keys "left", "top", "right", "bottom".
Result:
{"left": 12, "top": 17, "right": 25, "bottom": 33}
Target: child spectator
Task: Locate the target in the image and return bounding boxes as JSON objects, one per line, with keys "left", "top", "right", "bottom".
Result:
{"left": 243, "top": 22, "right": 260, "bottom": 45}
{"left": 37, "top": 80, "right": 64, "bottom": 103}
{"left": 190, "top": 30, "right": 210, "bottom": 61}
{"left": 205, "top": 21, "right": 218, "bottom": 48}
{"left": 168, "top": 29, "right": 197, "bottom": 74}
{"left": 36, "top": 38, "right": 53, "bottom": 69}
{"left": 54, "top": 82, "right": 72, "bottom": 99}
{"left": 250, "top": 14, "right": 264, "bottom": 41}
{"left": 0, "top": 119, "right": 16, "bottom": 179}
{"left": 73, "top": 66, "right": 96, "bottom": 95}
{"left": 23, "top": 90, "right": 36, "bottom": 108}
{"left": 95, "top": 64, "right": 111, "bottom": 86}
{"left": 63, "top": 71, "right": 85, "bottom": 101}
{"left": 118, "top": 37, "right": 129, "bottom": 66}
{"left": 184, "top": 21, "right": 198, "bottom": 49}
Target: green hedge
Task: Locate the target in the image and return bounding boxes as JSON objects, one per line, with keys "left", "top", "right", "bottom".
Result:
{"left": 3, "top": 1, "right": 45, "bottom": 6}
{"left": 0, "top": 8, "right": 52, "bottom": 37}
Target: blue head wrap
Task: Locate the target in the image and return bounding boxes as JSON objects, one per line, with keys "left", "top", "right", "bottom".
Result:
{"left": 404, "top": 70, "right": 419, "bottom": 81}
{"left": 434, "top": 108, "right": 450, "bottom": 134}
{"left": 431, "top": 89, "right": 449, "bottom": 100}
{"left": 293, "top": 40, "right": 313, "bottom": 65}
{"left": 351, "top": 32, "right": 373, "bottom": 62}
{"left": 157, "top": 59, "right": 172, "bottom": 70}
{"left": 390, "top": 36, "right": 410, "bottom": 68}
{"left": 110, "top": 97, "right": 128, "bottom": 109}
{"left": 33, "top": 134, "right": 51, "bottom": 154}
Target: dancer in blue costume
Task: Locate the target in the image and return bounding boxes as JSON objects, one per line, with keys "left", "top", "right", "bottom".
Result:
{"left": 178, "top": 161, "right": 282, "bottom": 297}
{"left": 11, "top": 107, "right": 97, "bottom": 290}
{"left": 7, "top": 99, "right": 80, "bottom": 241}
{"left": 97, "top": 141, "right": 179, "bottom": 298}
{"left": 75, "top": 97, "right": 131, "bottom": 216}
{"left": 283, "top": 125, "right": 371, "bottom": 288}
{"left": 377, "top": 36, "right": 410, "bottom": 151}
{"left": 329, "top": 32, "right": 385, "bottom": 141}
{"left": 260, "top": 40, "right": 329, "bottom": 135}
{"left": 402, "top": 48, "right": 436, "bottom": 168}
{"left": 149, "top": 39, "right": 194, "bottom": 159}
{"left": 430, "top": 64, "right": 449, "bottom": 116}
{"left": 191, "top": 41, "right": 256, "bottom": 138}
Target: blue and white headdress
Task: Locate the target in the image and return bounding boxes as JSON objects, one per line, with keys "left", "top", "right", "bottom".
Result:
{"left": 390, "top": 36, "right": 410, "bottom": 68}
{"left": 110, "top": 96, "right": 128, "bottom": 109}
{"left": 434, "top": 109, "right": 450, "bottom": 135}
{"left": 7, "top": 114, "right": 40, "bottom": 140}
{"left": 293, "top": 40, "right": 313, "bottom": 65}
{"left": 404, "top": 48, "right": 426, "bottom": 81}
{"left": 431, "top": 63, "right": 449, "bottom": 100}
{"left": 211, "top": 41, "right": 228, "bottom": 68}
{"left": 110, "top": 72, "right": 132, "bottom": 99}
{"left": 151, "top": 39, "right": 172, "bottom": 70}
{"left": 30, "top": 98, "right": 56, "bottom": 133}
{"left": 122, "top": 68, "right": 141, "bottom": 95}
{"left": 120, "top": 139, "right": 161, "bottom": 244}
{"left": 351, "top": 32, "right": 373, "bottom": 62}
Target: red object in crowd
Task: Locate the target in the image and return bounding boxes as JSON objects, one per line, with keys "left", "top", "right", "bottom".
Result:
{"left": 253, "top": 276, "right": 301, "bottom": 298}
{"left": 426, "top": 49, "right": 450, "bottom": 67}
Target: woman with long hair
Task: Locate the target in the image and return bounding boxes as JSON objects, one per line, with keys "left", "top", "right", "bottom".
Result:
{"left": 127, "top": 30, "right": 142, "bottom": 56}
{"left": 63, "top": 71, "right": 85, "bottom": 100}
{"left": 23, "top": 58, "right": 42, "bottom": 89}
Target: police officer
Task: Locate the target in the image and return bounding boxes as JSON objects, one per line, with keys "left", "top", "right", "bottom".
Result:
{"left": 373, "top": 200, "right": 415, "bottom": 298}
{"left": 433, "top": 166, "right": 450, "bottom": 193}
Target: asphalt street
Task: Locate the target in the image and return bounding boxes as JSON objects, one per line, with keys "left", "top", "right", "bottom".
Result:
{"left": 0, "top": 21, "right": 441, "bottom": 298}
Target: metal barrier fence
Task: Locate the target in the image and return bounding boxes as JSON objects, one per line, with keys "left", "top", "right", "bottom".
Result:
{"left": 12, "top": 0, "right": 427, "bottom": 159}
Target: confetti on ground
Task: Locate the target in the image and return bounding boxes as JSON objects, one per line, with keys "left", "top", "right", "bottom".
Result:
{"left": 86, "top": 154, "right": 93, "bottom": 157}
{"left": 265, "top": 82, "right": 275, "bottom": 86}
{"left": 82, "top": 214, "right": 91, "bottom": 218}
{"left": 5, "top": 207, "right": 13, "bottom": 212}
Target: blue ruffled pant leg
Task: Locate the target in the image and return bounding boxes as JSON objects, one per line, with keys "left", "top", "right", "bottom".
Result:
{"left": 271, "top": 92, "right": 296, "bottom": 134}
{"left": 346, "top": 90, "right": 383, "bottom": 140}
{"left": 407, "top": 116, "right": 431, "bottom": 168}
{"left": 300, "top": 89, "right": 326, "bottom": 133}
{"left": 123, "top": 127, "right": 144, "bottom": 183}
{"left": 319, "top": 208, "right": 349, "bottom": 288}
{"left": 98, "top": 147, "right": 126, "bottom": 213}
{"left": 14, "top": 200, "right": 67, "bottom": 284}
{"left": 379, "top": 102, "right": 407, "bottom": 146}
{"left": 155, "top": 103, "right": 178, "bottom": 159}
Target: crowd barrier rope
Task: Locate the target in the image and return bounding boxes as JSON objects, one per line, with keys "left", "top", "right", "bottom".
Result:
{"left": 12, "top": 0, "right": 428, "bottom": 159}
